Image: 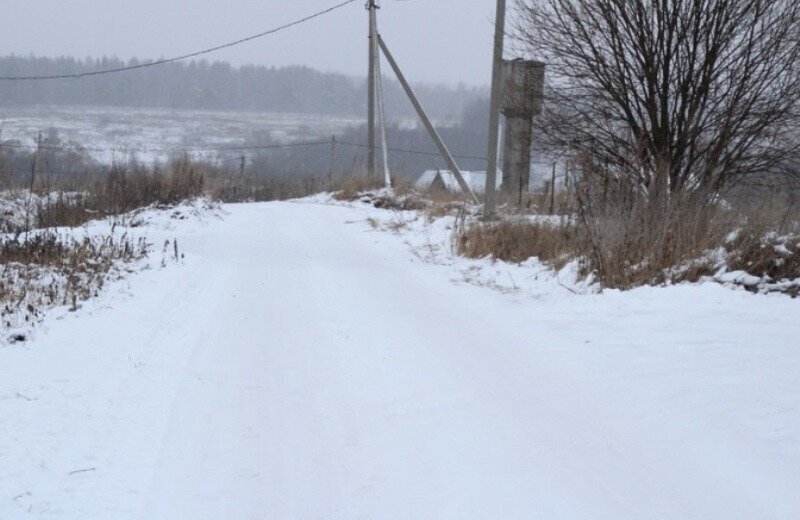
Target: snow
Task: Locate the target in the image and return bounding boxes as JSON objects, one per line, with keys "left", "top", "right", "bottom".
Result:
{"left": 0, "top": 106, "right": 362, "bottom": 164}
{"left": 1, "top": 198, "right": 799, "bottom": 519}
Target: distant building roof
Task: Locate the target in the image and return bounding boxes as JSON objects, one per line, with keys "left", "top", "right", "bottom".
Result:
{"left": 414, "top": 170, "right": 502, "bottom": 194}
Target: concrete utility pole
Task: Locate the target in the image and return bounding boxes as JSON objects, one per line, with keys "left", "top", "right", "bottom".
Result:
{"left": 375, "top": 49, "right": 392, "bottom": 188}
{"left": 377, "top": 35, "right": 478, "bottom": 203}
{"left": 484, "top": 0, "right": 507, "bottom": 216}
{"left": 367, "top": 0, "right": 378, "bottom": 179}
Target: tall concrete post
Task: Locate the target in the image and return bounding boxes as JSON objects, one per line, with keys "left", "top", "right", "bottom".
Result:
{"left": 367, "top": 0, "right": 378, "bottom": 179}
{"left": 483, "top": 0, "right": 507, "bottom": 217}
{"left": 500, "top": 59, "right": 545, "bottom": 202}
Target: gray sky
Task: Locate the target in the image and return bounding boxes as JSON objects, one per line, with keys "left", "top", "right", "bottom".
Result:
{"left": 1, "top": 0, "right": 498, "bottom": 86}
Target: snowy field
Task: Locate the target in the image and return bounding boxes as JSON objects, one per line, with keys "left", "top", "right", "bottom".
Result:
{"left": 0, "top": 105, "right": 362, "bottom": 163}
{"left": 1, "top": 197, "right": 799, "bottom": 519}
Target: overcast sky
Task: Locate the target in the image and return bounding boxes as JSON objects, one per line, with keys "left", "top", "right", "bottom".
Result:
{"left": 0, "top": 0, "right": 499, "bottom": 86}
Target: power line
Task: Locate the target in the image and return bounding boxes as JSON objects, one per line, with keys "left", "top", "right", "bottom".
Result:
{"left": 336, "top": 141, "right": 487, "bottom": 161}
{"left": 1, "top": 136, "right": 498, "bottom": 164}
{"left": 0, "top": 0, "right": 358, "bottom": 81}
{"left": 0, "top": 138, "right": 489, "bottom": 160}
{"left": 0, "top": 139, "right": 333, "bottom": 154}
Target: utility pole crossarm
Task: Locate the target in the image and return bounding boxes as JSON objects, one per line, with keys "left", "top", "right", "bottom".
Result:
{"left": 376, "top": 34, "right": 478, "bottom": 204}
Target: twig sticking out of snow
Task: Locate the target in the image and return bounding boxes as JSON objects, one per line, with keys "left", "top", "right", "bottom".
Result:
{"left": 67, "top": 467, "right": 96, "bottom": 476}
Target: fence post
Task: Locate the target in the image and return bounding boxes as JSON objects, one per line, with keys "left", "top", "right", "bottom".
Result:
{"left": 329, "top": 135, "right": 337, "bottom": 191}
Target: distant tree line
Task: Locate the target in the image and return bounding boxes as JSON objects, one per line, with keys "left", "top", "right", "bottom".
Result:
{"left": 0, "top": 55, "right": 485, "bottom": 120}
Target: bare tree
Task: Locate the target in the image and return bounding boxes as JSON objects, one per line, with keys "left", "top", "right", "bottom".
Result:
{"left": 515, "top": 0, "right": 800, "bottom": 196}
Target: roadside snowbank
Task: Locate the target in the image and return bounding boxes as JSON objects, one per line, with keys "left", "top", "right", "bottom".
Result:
{"left": 325, "top": 190, "right": 800, "bottom": 297}
{"left": 0, "top": 198, "right": 217, "bottom": 345}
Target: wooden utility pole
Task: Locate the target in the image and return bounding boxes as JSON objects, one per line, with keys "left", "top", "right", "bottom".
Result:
{"left": 484, "top": 0, "right": 507, "bottom": 216}
{"left": 367, "top": 0, "right": 378, "bottom": 179}
{"left": 239, "top": 155, "right": 246, "bottom": 177}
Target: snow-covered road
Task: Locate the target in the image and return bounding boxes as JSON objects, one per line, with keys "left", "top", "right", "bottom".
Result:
{"left": 2, "top": 201, "right": 799, "bottom": 519}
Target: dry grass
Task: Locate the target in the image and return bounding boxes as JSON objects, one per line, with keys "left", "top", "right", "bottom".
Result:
{"left": 32, "top": 157, "right": 208, "bottom": 229}
{"left": 36, "top": 194, "right": 95, "bottom": 229}
{"left": 724, "top": 214, "right": 800, "bottom": 287}
{"left": 572, "top": 169, "right": 800, "bottom": 289}
{"left": 28, "top": 157, "right": 334, "bottom": 230}
{"left": 364, "top": 181, "right": 478, "bottom": 220}
{"left": 332, "top": 174, "right": 477, "bottom": 217}
{"left": 206, "top": 171, "right": 325, "bottom": 203}
{"left": 331, "top": 175, "right": 386, "bottom": 202}
{"left": 0, "top": 231, "right": 149, "bottom": 330}
{"left": 457, "top": 218, "right": 582, "bottom": 270}
{"left": 575, "top": 190, "right": 736, "bottom": 288}
{"left": 455, "top": 178, "right": 800, "bottom": 294}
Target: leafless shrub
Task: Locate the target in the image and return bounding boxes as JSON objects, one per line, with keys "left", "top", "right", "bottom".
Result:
{"left": 33, "top": 157, "right": 331, "bottom": 229}
{"left": 569, "top": 162, "right": 734, "bottom": 287}
{"left": 724, "top": 205, "right": 800, "bottom": 289}
{"left": 455, "top": 162, "right": 800, "bottom": 293}
{"left": 515, "top": 0, "right": 800, "bottom": 194}
{"left": 571, "top": 159, "right": 800, "bottom": 288}
{"left": 91, "top": 156, "right": 206, "bottom": 214}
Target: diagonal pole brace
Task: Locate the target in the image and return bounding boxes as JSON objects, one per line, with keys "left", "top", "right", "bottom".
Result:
{"left": 376, "top": 34, "right": 479, "bottom": 204}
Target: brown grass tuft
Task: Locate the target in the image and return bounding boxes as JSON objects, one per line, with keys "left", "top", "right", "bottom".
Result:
{"left": 332, "top": 175, "right": 385, "bottom": 202}
{"left": 457, "top": 219, "right": 582, "bottom": 269}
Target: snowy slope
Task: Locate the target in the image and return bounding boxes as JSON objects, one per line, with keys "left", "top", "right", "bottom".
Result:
{"left": 1, "top": 199, "right": 799, "bottom": 519}
{"left": 0, "top": 106, "right": 361, "bottom": 164}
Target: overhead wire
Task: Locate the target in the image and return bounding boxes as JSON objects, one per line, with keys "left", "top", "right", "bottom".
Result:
{"left": 335, "top": 141, "right": 487, "bottom": 161}
{"left": 0, "top": 0, "right": 358, "bottom": 81}
{"left": 0, "top": 139, "right": 490, "bottom": 161}
{"left": 0, "top": 0, "right": 494, "bottom": 170}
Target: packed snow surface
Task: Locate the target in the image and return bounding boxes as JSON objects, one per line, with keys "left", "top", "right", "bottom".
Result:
{"left": 1, "top": 199, "right": 799, "bottom": 519}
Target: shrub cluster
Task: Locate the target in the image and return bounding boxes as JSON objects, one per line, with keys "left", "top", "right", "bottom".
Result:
{"left": 457, "top": 186, "right": 799, "bottom": 294}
